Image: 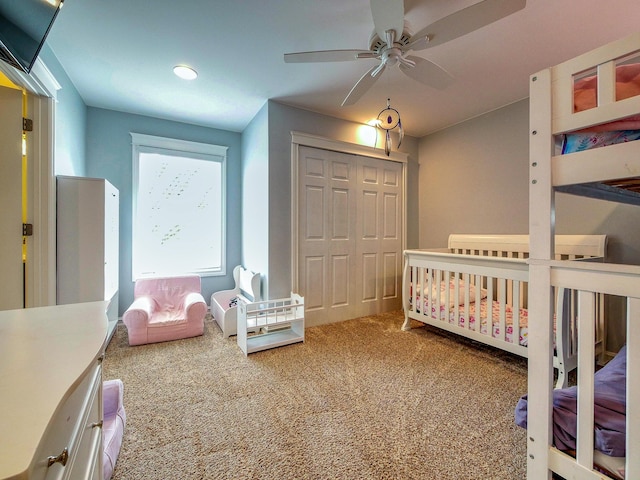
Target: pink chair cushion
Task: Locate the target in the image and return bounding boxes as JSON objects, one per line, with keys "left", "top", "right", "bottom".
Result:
{"left": 134, "top": 275, "right": 201, "bottom": 312}
{"left": 123, "top": 275, "right": 206, "bottom": 345}
{"left": 103, "top": 379, "right": 125, "bottom": 480}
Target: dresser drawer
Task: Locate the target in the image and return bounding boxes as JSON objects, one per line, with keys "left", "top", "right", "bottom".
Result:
{"left": 65, "top": 369, "right": 103, "bottom": 480}
{"left": 34, "top": 362, "right": 102, "bottom": 480}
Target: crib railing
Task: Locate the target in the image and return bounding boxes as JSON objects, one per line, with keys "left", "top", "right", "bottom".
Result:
{"left": 403, "top": 248, "right": 607, "bottom": 389}
{"left": 403, "top": 249, "right": 529, "bottom": 358}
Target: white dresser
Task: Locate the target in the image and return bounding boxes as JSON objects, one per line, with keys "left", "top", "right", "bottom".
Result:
{"left": 0, "top": 301, "right": 108, "bottom": 480}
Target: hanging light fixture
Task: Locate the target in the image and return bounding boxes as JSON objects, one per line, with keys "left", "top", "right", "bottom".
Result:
{"left": 376, "top": 98, "right": 403, "bottom": 156}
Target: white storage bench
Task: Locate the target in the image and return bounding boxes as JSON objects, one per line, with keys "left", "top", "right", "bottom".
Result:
{"left": 237, "top": 293, "right": 304, "bottom": 355}
{"left": 211, "top": 266, "right": 261, "bottom": 338}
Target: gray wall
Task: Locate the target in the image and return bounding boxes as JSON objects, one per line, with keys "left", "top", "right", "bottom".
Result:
{"left": 419, "top": 98, "right": 640, "bottom": 349}
{"left": 418, "top": 100, "right": 530, "bottom": 248}
{"left": 419, "top": 97, "right": 640, "bottom": 262}
{"left": 85, "top": 107, "right": 244, "bottom": 315}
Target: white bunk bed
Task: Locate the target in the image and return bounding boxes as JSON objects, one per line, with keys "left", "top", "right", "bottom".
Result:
{"left": 526, "top": 32, "right": 640, "bottom": 479}
{"left": 403, "top": 234, "right": 607, "bottom": 388}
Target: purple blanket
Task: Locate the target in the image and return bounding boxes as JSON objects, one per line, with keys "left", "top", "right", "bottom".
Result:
{"left": 514, "top": 345, "right": 627, "bottom": 457}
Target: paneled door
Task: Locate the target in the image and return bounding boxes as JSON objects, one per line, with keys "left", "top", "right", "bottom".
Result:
{"left": 0, "top": 86, "right": 25, "bottom": 310}
{"left": 298, "top": 146, "right": 403, "bottom": 326}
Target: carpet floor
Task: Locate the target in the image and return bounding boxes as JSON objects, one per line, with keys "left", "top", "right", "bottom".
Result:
{"left": 104, "top": 311, "right": 528, "bottom": 479}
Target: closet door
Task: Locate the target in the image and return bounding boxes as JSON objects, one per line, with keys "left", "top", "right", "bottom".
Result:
{"left": 356, "top": 156, "right": 403, "bottom": 316}
{"left": 298, "top": 146, "right": 403, "bottom": 326}
{"left": 298, "top": 146, "right": 358, "bottom": 324}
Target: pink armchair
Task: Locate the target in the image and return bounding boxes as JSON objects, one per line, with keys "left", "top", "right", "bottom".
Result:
{"left": 122, "top": 275, "right": 207, "bottom": 346}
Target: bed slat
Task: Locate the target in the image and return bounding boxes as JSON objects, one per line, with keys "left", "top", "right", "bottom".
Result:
{"left": 576, "top": 292, "right": 596, "bottom": 469}
{"left": 627, "top": 298, "right": 640, "bottom": 479}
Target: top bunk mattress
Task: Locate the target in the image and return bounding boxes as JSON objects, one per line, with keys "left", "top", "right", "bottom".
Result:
{"left": 562, "top": 63, "right": 640, "bottom": 154}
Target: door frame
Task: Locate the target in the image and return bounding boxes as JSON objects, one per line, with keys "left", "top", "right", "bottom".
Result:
{"left": 0, "top": 58, "right": 60, "bottom": 307}
{"left": 290, "top": 131, "right": 408, "bottom": 302}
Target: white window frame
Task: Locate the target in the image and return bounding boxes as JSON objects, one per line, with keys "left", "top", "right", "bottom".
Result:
{"left": 131, "top": 132, "right": 227, "bottom": 280}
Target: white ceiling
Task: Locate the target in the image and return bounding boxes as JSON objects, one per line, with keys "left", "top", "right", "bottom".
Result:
{"left": 46, "top": 0, "right": 640, "bottom": 138}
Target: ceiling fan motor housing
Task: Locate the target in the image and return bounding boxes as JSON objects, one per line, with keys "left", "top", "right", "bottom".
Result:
{"left": 368, "top": 27, "right": 412, "bottom": 54}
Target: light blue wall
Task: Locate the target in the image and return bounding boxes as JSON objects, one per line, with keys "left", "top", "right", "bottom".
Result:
{"left": 39, "top": 44, "right": 420, "bottom": 314}
{"left": 240, "top": 103, "right": 269, "bottom": 297}
{"left": 39, "top": 45, "right": 87, "bottom": 176}
{"left": 85, "top": 107, "right": 243, "bottom": 315}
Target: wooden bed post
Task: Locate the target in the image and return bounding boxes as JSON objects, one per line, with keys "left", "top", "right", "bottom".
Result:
{"left": 528, "top": 65, "right": 555, "bottom": 479}
{"left": 401, "top": 253, "right": 412, "bottom": 331}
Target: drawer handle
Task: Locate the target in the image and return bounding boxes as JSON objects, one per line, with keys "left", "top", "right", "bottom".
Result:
{"left": 47, "top": 447, "right": 69, "bottom": 467}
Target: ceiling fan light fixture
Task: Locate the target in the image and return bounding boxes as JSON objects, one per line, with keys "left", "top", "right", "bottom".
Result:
{"left": 173, "top": 65, "right": 198, "bottom": 80}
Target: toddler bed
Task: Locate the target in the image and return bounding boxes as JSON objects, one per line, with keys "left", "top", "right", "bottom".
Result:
{"left": 527, "top": 32, "right": 640, "bottom": 479}
{"left": 211, "top": 265, "right": 261, "bottom": 338}
{"left": 403, "top": 234, "right": 607, "bottom": 388}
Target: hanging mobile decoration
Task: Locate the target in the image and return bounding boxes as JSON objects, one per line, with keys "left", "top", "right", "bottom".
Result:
{"left": 376, "top": 98, "right": 403, "bottom": 156}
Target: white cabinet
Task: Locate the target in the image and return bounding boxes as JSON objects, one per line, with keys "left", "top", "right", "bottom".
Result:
{"left": 0, "top": 301, "right": 108, "bottom": 480}
{"left": 57, "top": 176, "right": 119, "bottom": 329}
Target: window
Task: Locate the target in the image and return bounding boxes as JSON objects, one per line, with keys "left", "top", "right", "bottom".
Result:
{"left": 131, "top": 133, "right": 226, "bottom": 279}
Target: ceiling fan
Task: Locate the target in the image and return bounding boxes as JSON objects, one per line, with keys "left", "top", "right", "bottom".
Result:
{"left": 284, "top": 0, "right": 526, "bottom": 106}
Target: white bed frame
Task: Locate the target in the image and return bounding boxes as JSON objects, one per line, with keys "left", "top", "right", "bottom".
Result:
{"left": 403, "top": 234, "right": 607, "bottom": 388}
{"left": 528, "top": 32, "right": 640, "bottom": 479}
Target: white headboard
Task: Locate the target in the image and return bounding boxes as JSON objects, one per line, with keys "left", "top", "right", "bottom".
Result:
{"left": 447, "top": 234, "right": 607, "bottom": 260}
{"left": 233, "top": 265, "right": 262, "bottom": 302}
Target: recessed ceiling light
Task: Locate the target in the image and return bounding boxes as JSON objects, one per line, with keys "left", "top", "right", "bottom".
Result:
{"left": 173, "top": 65, "right": 198, "bottom": 80}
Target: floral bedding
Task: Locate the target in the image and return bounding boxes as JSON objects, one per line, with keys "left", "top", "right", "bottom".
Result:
{"left": 562, "top": 129, "right": 640, "bottom": 154}
{"left": 416, "top": 297, "right": 529, "bottom": 347}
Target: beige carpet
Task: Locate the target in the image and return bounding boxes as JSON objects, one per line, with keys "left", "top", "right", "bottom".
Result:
{"left": 104, "top": 311, "right": 528, "bottom": 479}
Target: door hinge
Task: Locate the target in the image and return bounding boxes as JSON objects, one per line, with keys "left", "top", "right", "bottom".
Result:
{"left": 22, "top": 223, "right": 33, "bottom": 236}
{"left": 22, "top": 117, "right": 33, "bottom": 132}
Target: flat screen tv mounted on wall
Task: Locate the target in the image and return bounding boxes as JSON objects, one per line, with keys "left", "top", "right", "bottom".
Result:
{"left": 0, "top": 0, "right": 64, "bottom": 74}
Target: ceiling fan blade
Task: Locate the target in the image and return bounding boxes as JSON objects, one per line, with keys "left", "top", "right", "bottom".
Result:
{"left": 370, "top": 0, "right": 404, "bottom": 43}
{"left": 284, "top": 49, "right": 373, "bottom": 63}
{"left": 409, "top": 0, "right": 527, "bottom": 50}
{"left": 399, "top": 56, "right": 454, "bottom": 90}
{"left": 342, "top": 65, "right": 384, "bottom": 107}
